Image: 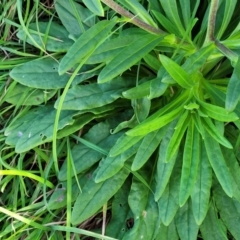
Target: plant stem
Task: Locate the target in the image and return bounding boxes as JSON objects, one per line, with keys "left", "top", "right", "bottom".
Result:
{"left": 101, "top": 0, "right": 165, "bottom": 35}
{"left": 204, "top": 0, "right": 219, "bottom": 45}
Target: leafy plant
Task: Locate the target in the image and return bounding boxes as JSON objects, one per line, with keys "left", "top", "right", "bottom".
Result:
{"left": 1, "top": 0, "right": 240, "bottom": 239}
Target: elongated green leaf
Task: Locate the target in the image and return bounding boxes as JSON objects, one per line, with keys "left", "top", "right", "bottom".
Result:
{"left": 191, "top": 142, "right": 212, "bottom": 225}
{"left": 159, "top": 0, "right": 186, "bottom": 36}
{"left": 179, "top": 121, "right": 200, "bottom": 207}
{"left": 95, "top": 141, "right": 141, "bottom": 183}
{"left": 82, "top": 0, "right": 104, "bottom": 16}
{"left": 200, "top": 202, "right": 228, "bottom": 240}
{"left": 122, "top": 81, "right": 151, "bottom": 99}
{"left": 158, "top": 158, "right": 182, "bottom": 226}
{"left": 106, "top": 178, "right": 132, "bottom": 239}
{"left": 59, "top": 20, "right": 116, "bottom": 75}
{"left": 226, "top": 57, "right": 240, "bottom": 112}
{"left": 126, "top": 105, "right": 183, "bottom": 136}
{"left": 54, "top": 77, "right": 133, "bottom": 110}
{"left": 109, "top": 134, "right": 143, "bottom": 157}
{"left": 155, "top": 221, "right": 179, "bottom": 240}
{"left": 123, "top": 166, "right": 158, "bottom": 240}
{"left": 214, "top": 184, "right": 240, "bottom": 240}
{"left": 217, "top": 0, "right": 237, "bottom": 39}
{"left": 17, "top": 22, "right": 74, "bottom": 52}
{"left": 55, "top": 0, "right": 94, "bottom": 37}
{"left": 131, "top": 127, "right": 167, "bottom": 171}
{"left": 149, "top": 77, "right": 168, "bottom": 99}
{"left": 165, "top": 111, "right": 190, "bottom": 161}
{"left": 133, "top": 97, "right": 151, "bottom": 123}
{"left": 175, "top": 199, "right": 199, "bottom": 240}
{"left": 221, "top": 147, "right": 240, "bottom": 202}
{"left": 58, "top": 122, "right": 122, "bottom": 181}
{"left": 4, "top": 105, "right": 76, "bottom": 153}
{"left": 182, "top": 43, "right": 215, "bottom": 74}
{"left": 98, "top": 34, "right": 164, "bottom": 83}
{"left": 154, "top": 121, "right": 178, "bottom": 200}
{"left": 10, "top": 58, "right": 94, "bottom": 89}
{"left": 86, "top": 35, "right": 139, "bottom": 64}
{"left": 201, "top": 117, "right": 232, "bottom": 149}
{"left": 204, "top": 131, "right": 233, "bottom": 197}
{"left": 71, "top": 168, "right": 129, "bottom": 225}
{"left": 160, "top": 54, "right": 194, "bottom": 88}
{"left": 4, "top": 84, "right": 56, "bottom": 106}
{"left": 199, "top": 100, "right": 239, "bottom": 122}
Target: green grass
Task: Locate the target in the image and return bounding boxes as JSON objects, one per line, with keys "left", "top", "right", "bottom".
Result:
{"left": 1, "top": 0, "right": 240, "bottom": 239}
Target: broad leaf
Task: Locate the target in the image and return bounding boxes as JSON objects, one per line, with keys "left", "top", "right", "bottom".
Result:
{"left": 204, "top": 131, "right": 233, "bottom": 197}
{"left": 59, "top": 20, "right": 116, "bottom": 75}
{"left": 71, "top": 168, "right": 129, "bottom": 225}
{"left": 5, "top": 105, "right": 76, "bottom": 153}
{"left": 214, "top": 184, "right": 240, "bottom": 240}
{"left": 155, "top": 221, "right": 179, "bottom": 240}
{"left": 10, "top": 58, "right": 96, "bottom": 89}
{"left": 55, "top": 0, "right": 95, "bottom": 38}
{"left": 58, "top": 122, "right": 122, "bottom": 181}
{"left": 82, "top": 0, "right": 104, "bottom": 16}
{"left": 200, "top": 202, "right": 228, "bottom": 240}
{"left": 98, "top": 34, "right": 164, "bottom": 83}
{"left": 4, "top": 84, "right": 56, "bottom": 105}
{"left": 191, "top": 142, "right": 212, "bottom": 225}
{"left": 54, "top": 77, "right": 133, "bottom": 110}
{"left": 106, "top": 179, "right": 133, "bottom": 239}
{"left": 17, "top": 22, "right": 74, "bottom": 52}
{"left": 175, "top": 199, "right": 199, "bottom": 240}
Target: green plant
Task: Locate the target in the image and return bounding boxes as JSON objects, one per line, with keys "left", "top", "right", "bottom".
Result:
{"left": 1, "top": 0, "right": 240, "bottom": 239}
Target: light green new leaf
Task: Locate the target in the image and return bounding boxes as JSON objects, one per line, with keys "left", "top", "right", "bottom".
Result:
{"left": 204, "top": 131, "right": 233, "bottom": 197}
{"left": 131, "top": 127, "right": 167, "bottom": 171}
{"left": 4, "top": 105, "right": 76, "bottom": 153}
{"left": 58, "top": 122, "right": 122, "bottom": 181}
{"left": 98, "top": 34, "right": 164, "bottom": 83}
{"left": 71, "top": 168, "right": 129, "bottom": 225}
{"left": 182, "top": 43, "right": 215, "bottom": 74}
{"left": 59, "top": 20, "right": 116, "bottom": 75}
{"left": 55, "top": 0, "right": 94, "bottom": 37}
{"left": 201, "top": 117, "right": 233, "bottom": 149}
{"left": 154, "top": 121, "right": 178, "bottom": 200}
{"left": 214, "top": 185, "right": 240, "bottom": 240}
{"left": 165, "top": 111, "right": 190, "bottom": 162}
{"left": 54, "top": 77, "right": 133, "bottom": 110}
{"left": 160, "top": 54, "right": 194, "bottom": 88}
{"left": 175, "top": 199, "right": 199, "bottom": 240}
{"left": 179, "top": 121, "right": 200, "bottom": 207}
{"left": 200, "top": 202, "right": 228, "bottom": 240}
{"left": 17, "top": 22, "right": 74, "bottom": 52}
{"left": 95, "top": 141, "right": 141, "bottom": 183}
{"left": 191, "top": 142, "right": 212, "bottom": 225}
{"left": 4, "top": 84, "right": 56, "bottom": 106}
{"left": 226, "top": 57, "right": 240, "bottom": 112}
{"left": 158, "top": 158, "right": 182, "bottom": 226}
{"left": 109, "top": 134, "right": 144, "bottom": 157}
{"left": 10, "top": 57, "right": 94, "bottom": 89}
{"left": 82, "top": 0, "right": 104, "bottom": 16}
{"left": 126, "top": 105, "right": 183, "bottom": 136}
{"left": 199, "top": 100, "right": 239, "bottom": 122}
